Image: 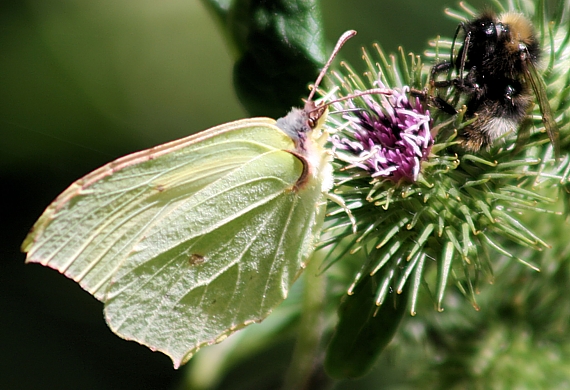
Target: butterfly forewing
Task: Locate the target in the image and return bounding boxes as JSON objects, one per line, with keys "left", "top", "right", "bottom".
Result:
{"left": 23, "top": 120, "right": 280, "bottom": 293}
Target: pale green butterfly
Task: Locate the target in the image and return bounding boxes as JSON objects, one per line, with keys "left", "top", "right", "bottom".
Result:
{"left": 21, "top": 30, "right": 361, "bottom": 368}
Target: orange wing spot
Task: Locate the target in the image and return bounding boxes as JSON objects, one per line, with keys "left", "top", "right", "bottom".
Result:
{"left": 188, "top": 254, "right": 205, "bottom": 266}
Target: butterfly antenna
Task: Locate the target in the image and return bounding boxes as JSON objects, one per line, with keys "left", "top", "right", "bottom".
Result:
{"left": 307, "top": 30, "right": 357, "bottom": 102}
{"left": 327, "top": 88, "right": 392, "bottom": 106}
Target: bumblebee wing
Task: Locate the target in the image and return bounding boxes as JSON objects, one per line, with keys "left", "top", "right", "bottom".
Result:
{"left": 524, "top": 58, "right": 560, "bottom": 160}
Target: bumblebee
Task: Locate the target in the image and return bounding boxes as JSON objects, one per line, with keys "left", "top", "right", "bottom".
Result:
{"left": 431, "top": 11, "right": 559, "bottom": 157}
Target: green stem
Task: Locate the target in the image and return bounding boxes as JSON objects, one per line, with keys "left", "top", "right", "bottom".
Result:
{"left": 282, "top": 255, "right": 326, "bottom": 390}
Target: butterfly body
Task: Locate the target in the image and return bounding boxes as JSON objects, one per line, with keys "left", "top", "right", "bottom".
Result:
{"left": 22, "top": 30, "right": 359, "bottom": 368}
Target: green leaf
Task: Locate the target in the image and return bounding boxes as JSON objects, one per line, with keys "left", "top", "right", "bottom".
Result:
{"left": 325, "top": 274, "right": 408, "bottom": 379}
{"left": 202, "top": 0, "right": 326, "bottom": 117}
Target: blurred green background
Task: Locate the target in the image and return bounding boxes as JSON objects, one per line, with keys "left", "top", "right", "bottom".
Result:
{"left": 1, "top": 0, "right": 486, "bottom": 389}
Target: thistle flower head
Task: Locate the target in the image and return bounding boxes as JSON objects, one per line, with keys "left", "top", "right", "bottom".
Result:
{"left": 319, "top": 0, "right": 570, "bottom": 316}
{"left": 330, "top": 85, "right": 432, "bottom": 183}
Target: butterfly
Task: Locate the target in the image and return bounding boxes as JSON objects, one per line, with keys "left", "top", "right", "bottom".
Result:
{"left": 22, "top": 30, "right": 360, "bottom": 368}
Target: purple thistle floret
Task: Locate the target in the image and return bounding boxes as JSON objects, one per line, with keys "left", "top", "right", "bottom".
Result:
{"left": 331, "top": 86, "right": 433, "bottom": 183}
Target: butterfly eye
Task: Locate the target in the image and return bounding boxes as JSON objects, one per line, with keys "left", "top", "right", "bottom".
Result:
{"left": 308, "top": 105, "right": 327, "bottom": 129}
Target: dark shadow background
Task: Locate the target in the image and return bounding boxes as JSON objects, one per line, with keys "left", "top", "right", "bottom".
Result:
{"left": 1, "top": 0, "right": 484, "bottom": 389}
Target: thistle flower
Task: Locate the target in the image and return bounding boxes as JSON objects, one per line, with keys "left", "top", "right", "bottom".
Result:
{"left": 319, "top": 0, "right": 570, "bottom": 318}
{"left": 330, "top": 85, "right": 432, "bottom": 183}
